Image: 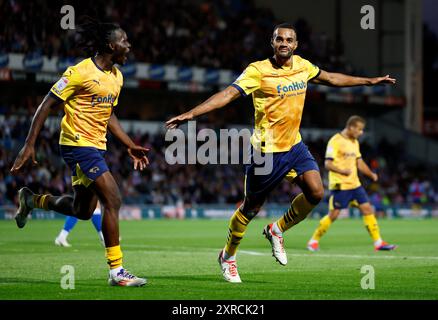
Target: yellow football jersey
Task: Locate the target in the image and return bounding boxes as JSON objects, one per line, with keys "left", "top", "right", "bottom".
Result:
{"left": 232, "top": 55, "right": 320, "bottom": 153}
{"left": 50, "top": 57, "right": 123, "bottom": 150}
{"left": 325, "top": 133, "right": 362, "bottom": 190}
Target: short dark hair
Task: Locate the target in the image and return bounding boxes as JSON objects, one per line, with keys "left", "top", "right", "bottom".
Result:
{"left": 77, "top": 16, "right": 122, "bottom": 56}
{"left": 346, "top": 115, "right": 366, "bottom": 128}
{"left": 272, "top": 23, "right": 297, "bottom": 37}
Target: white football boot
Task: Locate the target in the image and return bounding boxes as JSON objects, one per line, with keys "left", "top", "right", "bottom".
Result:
{"left": 55, "top": 236, "right": 72, "bottom": 247}
{"left": 218, "top": 249, "right": 242, "bottom": 283}
{"left": 108, "top": 268, "right": 147, "bottom": 287}
{"left": 263, "top": 223, "right": 287, "bottom": 265}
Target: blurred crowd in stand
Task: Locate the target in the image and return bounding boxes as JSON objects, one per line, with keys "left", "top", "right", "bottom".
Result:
{"left": 1, "top": 0, "right": 358, "bottom": 73}
{"left": 1, "top": 113, "right": 437, "bottom": 211}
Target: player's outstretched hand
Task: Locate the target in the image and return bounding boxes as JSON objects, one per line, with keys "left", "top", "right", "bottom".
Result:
{"left": 10, "top": 144, "right": 38, "bottom": 175}
{"left": 369, "top": 75, "right": 396, "bottom": 86}
{"left": 166, "top": 112, "right": 194, "bottom": 129}
{"left": 127, "top": 145, "right": 150, "bottom": 171}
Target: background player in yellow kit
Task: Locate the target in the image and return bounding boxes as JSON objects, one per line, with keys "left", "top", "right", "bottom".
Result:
{"left": 307, "top": 116, "right": 397, "bottom": 252}
{"left": 10, "top": 18, "right": 149, "bottom": 286}
{"left": 166, "top": 23, "right": 396, "bottom": 283}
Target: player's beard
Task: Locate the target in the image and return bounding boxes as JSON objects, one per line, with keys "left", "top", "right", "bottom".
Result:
{"left": 276, "top": 48, "right": 293, "bottom": 59}
{"left": 114, "top": 52, "right": 128, "bottom": 65}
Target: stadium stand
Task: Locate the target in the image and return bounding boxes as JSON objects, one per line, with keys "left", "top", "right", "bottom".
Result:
{"left": 0, "top": 0, "right": 436, "bottom": 214}
{"left": 0, "top": 0, "right": 357, "bottom": 72}
{"left": 1, "top": 110, "right": 437, "bottom": 209}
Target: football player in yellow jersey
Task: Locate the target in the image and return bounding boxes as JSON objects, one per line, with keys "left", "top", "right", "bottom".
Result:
{"left": 10, "top": 18, "right": 149, "bottom": 286}
{"left": 166, "top": 23, "right": 396, "bottom": 283}
{"left": 307, "top": 116, "right": 397, "bottom": 252}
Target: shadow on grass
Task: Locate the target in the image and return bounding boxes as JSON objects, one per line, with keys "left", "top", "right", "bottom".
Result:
{"left": 0, "top": 277, "right": 104, "bottom": 288}
{"left": 150, "top": 274, "right": 269, "bottom": 284}
{"left": 0, "top": 278, "right": 59, "bottom": 285}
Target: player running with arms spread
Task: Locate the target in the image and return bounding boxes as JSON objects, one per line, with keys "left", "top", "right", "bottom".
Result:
{"left": 11, "top": 18, "right": 149, "bottom": 286}
{"left": 166, "top": 23, "right": 396, "bottom": 283}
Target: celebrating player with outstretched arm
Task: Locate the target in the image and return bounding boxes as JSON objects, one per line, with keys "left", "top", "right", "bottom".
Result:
{"left": 11, "top": 17, "right": 149, "bottom": 287}
{"left": 166, "top": 22, "right": 396, "bottom": 283}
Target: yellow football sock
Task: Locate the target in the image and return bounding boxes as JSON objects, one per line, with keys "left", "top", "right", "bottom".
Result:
{"left": 224, "top": 209, "right": 250, "bottom": 258}
{"left": 32, "top": 194, "right": 51, "bottom": 211}
{"left": 106, "top": 245, "right": 123, "bottom": 269}
{"left": 277, "top": 193, "right": 316, "bottom": 232}
{"left": 363, "top": 214, "right": 381, "bottom": 242}
{"left": 311, "top": 215, "right": 333, "bottom": 241}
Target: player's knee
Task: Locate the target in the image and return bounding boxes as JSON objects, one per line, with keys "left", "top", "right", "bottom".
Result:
{"left": 329, "top": 211, "right": 339, "bottom": 221}
{"left": 76, "top": 214, "right": 92, "bottom": 221}
{"left": 72, "top": 207, "right": 94, "bottom": 220}
{"left": 72, "top": 200, "right": 97, "bottom": 220}
{"left": 307, "top": 188, "right": 324, "bottom": 205}
{"left": 105, "top": 192, "right": 122, "bottom": 212}
{"left": 241, "top": 208, "right": 258, "bottom": 220}
{"left": 240, "top": 198, "right": 263, "bottom": 220}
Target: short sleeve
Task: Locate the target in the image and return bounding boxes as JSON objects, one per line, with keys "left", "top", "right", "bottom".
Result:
{"left": 325, "top": 138, "right": 337, "bottom": 160}
{"left": 50, "top": 66, "right": 82, "bottom": 101}
{"left": 356, "top": 141, "right": 362, "bottom": 159}
{"left": 113, "top": 93, "right": 119, "bottom": 107}
{"left": 231, "top": 64, "right": 262, "bottom": 96}
{"left": 113, "top": 70, "right": 123, "bottom": 107}
{"left": 303, "top": 58, "right": 321, "bottom": 81}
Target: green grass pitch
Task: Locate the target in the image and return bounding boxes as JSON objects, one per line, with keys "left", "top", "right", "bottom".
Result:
{"left": 0, "top": 217, "right": 437, "bottom": 300}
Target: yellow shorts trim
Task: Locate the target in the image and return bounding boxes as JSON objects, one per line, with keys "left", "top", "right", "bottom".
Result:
{"left": 71, "top": 164, "right": 94, "bottom": 187}
{"left": 329, "top": 195, "right": 334, "bottom": 211}
{"left": 329, "top": 195, "right": 359, "bottom": 211}
{"left": 285, "top": 169, "right": 298, "bottom": 183}
{"left": 349, "top": 200, "right": 359, "bottom": 208}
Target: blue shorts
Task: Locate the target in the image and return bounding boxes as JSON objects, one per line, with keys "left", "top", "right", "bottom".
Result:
{"left": 329, "top": 186, "right": 369, "bottom": 210}
{"left": 244, "top": 141, "right": 319, "bottom": 198}
{"left": 60, "top": 145, "right": 109, "bottom": 187}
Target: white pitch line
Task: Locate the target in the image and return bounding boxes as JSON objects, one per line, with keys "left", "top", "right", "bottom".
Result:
{"left": 291, "top": 253, "right": 438, "bottom": 261}
{"left": 122, "top": 244, "right": 438, "bottom": 261}
{"left": 238, "top": 250, "right": 266, "bottom": 256}
{"left": 239, "top": 250, "right": 438, "bottom": 261}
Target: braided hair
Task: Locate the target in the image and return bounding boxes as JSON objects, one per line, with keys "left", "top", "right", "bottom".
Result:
{"left": 76, "top": 16, "right": 121, "bottom": 56}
